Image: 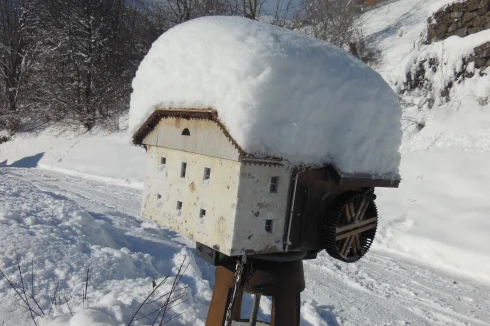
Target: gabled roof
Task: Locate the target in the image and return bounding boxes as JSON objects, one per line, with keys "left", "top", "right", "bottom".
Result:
{"left": 133, "top": 108, "right": 246, "bottom": 156}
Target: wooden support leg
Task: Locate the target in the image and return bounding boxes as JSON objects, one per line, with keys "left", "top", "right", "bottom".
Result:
{"left": 206, "top": 266, "right": 242, "bottom": 326}
{"left": 206, "top": 260, "right": 305, "bottom": 326}
{"left": 270, "top": 293, "right": 301, "bottom": 326}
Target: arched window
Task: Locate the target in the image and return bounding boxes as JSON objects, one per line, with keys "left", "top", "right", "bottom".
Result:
{"left": 181, "top": 128, "right": 190, "bottom": 136}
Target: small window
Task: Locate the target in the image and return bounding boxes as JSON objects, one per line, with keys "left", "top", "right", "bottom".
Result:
{"left": 199, "top": 209, "right": 206, "bottom": 218}
{"left": 265, "top": 220, "right": 273, "bottom": 233}
{"left": 203, "top": 167, "right": 211, "bottom": 181}
{"left": 160, "top": 157, "right": 166, "bottom": 165}
{"left": 181, "top": 128, "right": 190, "bottom": 136}
{"left": 156, "top": 194, "right": 161, "bottom": 199}
{"left": 269, "top": 177, "right": 279, "bottom": 193}
{"left": 180, "top": 162, "right": 187, "bottom": 178}
{"left": 177, "top": 201, "right": 183, "bottom": 210}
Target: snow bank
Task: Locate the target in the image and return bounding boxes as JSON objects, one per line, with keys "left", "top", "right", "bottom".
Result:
{"left": 40, "top": 309, "right": 117, "bottom": 326}
{"left": 362, "top": 0, "right": 490, "bottom": 283}
{"left": 0, "top": 174, "right": 209, "bottom": 325}
{"left": 0, "top": 125, "right": 145, "bottom": 189}
{"left": 398, "top": 29, "right": 490, "bottom": 104}
{"left": 129, "top": 16, "right": 402, "bottom": 177}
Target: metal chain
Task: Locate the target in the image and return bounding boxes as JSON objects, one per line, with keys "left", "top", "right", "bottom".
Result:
{"left": 224, "top": 255, "right": 247, "bottom": 326}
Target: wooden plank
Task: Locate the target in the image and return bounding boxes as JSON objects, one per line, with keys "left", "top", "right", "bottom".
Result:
{"left": 336, "top": 222, "right": 377, "bottom": 241}
{"left": 348, "top": 203, "right": 356, "bottom": 220}
{"left": 336, "top": 217, "right": 377, "bottom": 233}
{"left": 341, "top": 237, "right": 353, "bottom": 256}
{"left": 345, "top": 203, "right": 352, "bottom": 222}
{"left": 358, "top": 200, "right": 370, "bottom": 221}
{"left": 354, "top": 234, "right": 361, "bottom": 253}
{"left": 354, "top": 198, "right": 367, "bottom": 221}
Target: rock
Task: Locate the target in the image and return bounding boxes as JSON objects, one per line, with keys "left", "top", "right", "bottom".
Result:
{"left": 436, "top": 23, "right": 449, "bottom": 36}
{"left": 448, "top": 21, "right": 463, "bottom": 32}
{"left": 468, "top": 26, "right": 484, "bottom": 33}
{"left": 469, "top": 15, "right": 486, "bottom": 27}
{"left": 468, "top": 0, "right": 482, "bottom": 11}
{"left": 485, "top": 57, "right": 490, "bottom": 67}
{"left": 427, "top": 28, "right": 437, "bottom": 41}
{"left": 463, "top": 11, "right": 478, "bottom": 22}
{"left": 475, "top": 57, "right": 488, "bottom": 67}
{"left": 479, "top": 0, "right": 489, "bottom": 9}
{"left": 454, "top": 27, "right": 468, "bottom": 37}
{"left": 476, "top": 45, "right": 490, "bottom": 57}
{"left": 426, "top": 0, "right": 490, "bottom": 43}
{"left": 449, "top": 11, "right": 464, "bottom": 19}
{"left": 477, "top": 7, "right": 488, "bottom": 15}
{"left": 475, "top": 42, "right": 490, "bottom": 52}
{"left": 453, "top": 2, "right": 468, "bottom": 11}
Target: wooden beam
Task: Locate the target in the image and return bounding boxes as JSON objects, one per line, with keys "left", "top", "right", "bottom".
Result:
{"left": 336, "top": 217, "right": 377, "bottom": 234}
{"left": 336, "top": 222, "right": 377, "bottom": 241}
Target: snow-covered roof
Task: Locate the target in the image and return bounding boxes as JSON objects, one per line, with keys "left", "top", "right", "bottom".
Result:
{"left": 129, "top": 16, "right": 402, "bottom": 177}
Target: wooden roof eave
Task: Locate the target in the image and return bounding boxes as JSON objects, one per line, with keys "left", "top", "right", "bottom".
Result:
{"left": 132, "top": 108, "right": 247, "bottom": 158}
{"left": 326, "top": 165, "right": 400, "bottom": 188}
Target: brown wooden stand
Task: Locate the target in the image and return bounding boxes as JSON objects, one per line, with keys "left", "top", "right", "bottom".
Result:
{"left": 206, "top": 259, "right": 305, "bottom": 326}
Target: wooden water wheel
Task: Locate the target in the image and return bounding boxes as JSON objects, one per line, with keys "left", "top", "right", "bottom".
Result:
{"left": 324, "top": 192, "right": 378, "bottom": 263}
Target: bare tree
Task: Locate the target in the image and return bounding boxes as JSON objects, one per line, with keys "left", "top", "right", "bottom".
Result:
{"left": 34, "top": 0, "right": 135, "bottom": 130}
{"left": 293, "top": 0, "right": 379, "bottom": 64}
{"left": 0, "top": 0, "right": 39, "bottom": 132}
{"left": 297, "top": 0, "right": 361, "bottom": 50}
{"left": 267, "top": 0, "right": 296, "bottom": 27}
{"left": 140, "top": 0, "right": 234, "bottom": 35}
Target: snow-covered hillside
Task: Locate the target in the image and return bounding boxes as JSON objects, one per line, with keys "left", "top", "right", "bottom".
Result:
{"left": 1, "top": 0, "right": 490, "bottom": 325}
{"left": 363, "top": 0, "right": 490, "bottom": 283}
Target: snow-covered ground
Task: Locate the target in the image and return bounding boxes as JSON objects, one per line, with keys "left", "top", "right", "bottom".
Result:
{"left": 2, "top": 0, "right": 490, "bottom": 324}
{"left": 1, "top": 168, "right": 490, "bottom": 325}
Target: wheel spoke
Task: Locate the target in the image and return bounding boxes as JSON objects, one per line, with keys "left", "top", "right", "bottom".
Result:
{"left": 354, "top": 234, "right": 361, "bottom": 253}
{"left": 336, "top": 217, "right": 377, "bottom": 234}
{"left": 358, "top": 199, "right": 370, "bottom": 221}
{"left": 336, "top": 222, "right": 377, "bottom": 241}
{"left": 354, "top": 198, "right": 367, "bottom": 221}
{"left": 345, "top": 203, "right": 352, "bottom": 223}
{"left": 341, "top": 236, "right": 354, "bottom": 257}
{"left": 348, "top": 202, "right": 356, "bottom": 220}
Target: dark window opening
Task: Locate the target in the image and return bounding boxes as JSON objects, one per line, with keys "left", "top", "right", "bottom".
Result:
{"left": 181, "top": 128, "right": 190, "bottom": 136}
{"left": 200, "top": 209, "right": 206, "bottom": 218}
{"left": 177, "top": 201, "right": 183, "bottom": 210}
{"left": 270, "top": 176, "right": 279, "bottom": 193}
{"left": 181, "top": 162, "right": 187, "bottom": 178}
{"left": 160, "top": 157, "right": 166, "bottom": 165}
{"left": 203, "top": 167, "right": 211, "bottom": 181}
{"left": 265, "top": 220, "right": 273, "bottom": 233}
{"left": 156, "top": 194, "right": 161, "bottom": 199}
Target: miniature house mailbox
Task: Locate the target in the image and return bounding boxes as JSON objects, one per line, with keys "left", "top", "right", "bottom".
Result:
{"left": 133, "top": 109, "right": 400, "bottom": 264}
{"left": 130, "top": 16, "right": 402, "bottom": 325}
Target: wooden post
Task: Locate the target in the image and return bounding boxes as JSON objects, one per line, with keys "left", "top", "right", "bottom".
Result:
{"left": 206, "top": 259, "right": 305, "bottom": 326}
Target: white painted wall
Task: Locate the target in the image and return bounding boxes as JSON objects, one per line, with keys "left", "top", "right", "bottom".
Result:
{"left": 143, "top": 118, "right": 240, "bottom": 161}
{"left": 231, "top": 164, "right": 292, "bottom": 255}
{"left": 141, "top": 117, "right": 293, "bottom": 256}
{"left": 142, "top": 146, "right": 241, "bottom": 254}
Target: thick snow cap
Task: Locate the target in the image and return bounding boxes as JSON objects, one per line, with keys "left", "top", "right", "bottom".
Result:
{"left": 129, "top": 16, "right": 402, "bottom": 177}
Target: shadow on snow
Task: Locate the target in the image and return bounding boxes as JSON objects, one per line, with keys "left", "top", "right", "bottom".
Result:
{"left": 0, "top": 152, "right": 45, "bottom": 168}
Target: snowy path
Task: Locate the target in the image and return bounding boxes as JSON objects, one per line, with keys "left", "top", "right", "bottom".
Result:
{"left": 1, "top": 167, "right": 490, "bottom": 325}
